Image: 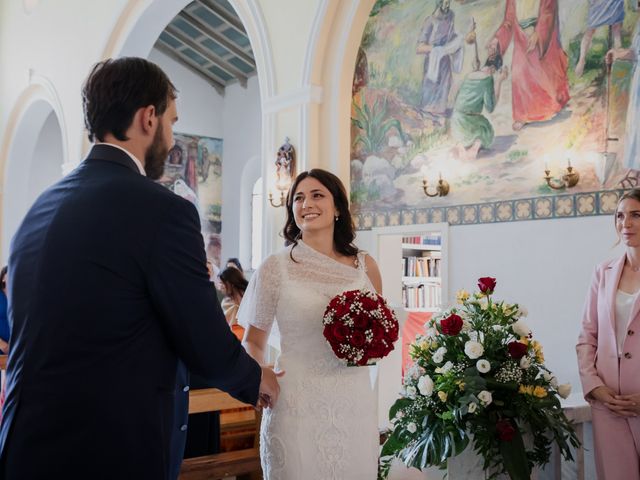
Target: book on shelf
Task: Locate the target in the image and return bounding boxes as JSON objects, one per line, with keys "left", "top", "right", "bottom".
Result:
{"left": 401, "top": 234, "right": 441, "bottom": 247}
{"left": 402, "top": 283, "right": 442, "bottom": 309}
{"left": 402, "top": 255, "right": 441, "bottom": 277}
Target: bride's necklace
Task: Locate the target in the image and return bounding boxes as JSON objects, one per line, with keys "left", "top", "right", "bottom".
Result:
{"left": 628, "top": 258, "right": 640, "bottom": 272}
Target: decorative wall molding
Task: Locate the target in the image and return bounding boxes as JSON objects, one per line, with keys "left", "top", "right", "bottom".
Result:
{"left": 354, "top": 189, "right": 620, "bottom": 230}
{"left": 262, "top": 85, "right": 323, "bottom": 113}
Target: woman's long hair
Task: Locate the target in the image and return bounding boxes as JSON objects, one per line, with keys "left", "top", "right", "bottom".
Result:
{"left": 218, "top": 266, "right": 248, "bottom": 298}
{"left": 283, "top": 169, "right": 358, "bottom": 259}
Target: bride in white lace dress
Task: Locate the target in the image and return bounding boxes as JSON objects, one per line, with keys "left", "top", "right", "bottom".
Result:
{"left": 239, "top": 169, "right": 383, "bottom": 479}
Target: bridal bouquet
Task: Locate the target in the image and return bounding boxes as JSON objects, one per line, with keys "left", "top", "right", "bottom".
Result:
{"left": 379, "top": 277, "right": 579, "bottom": 480}
{"left": 322, "top": 289, "right": 399, "bottom": 366}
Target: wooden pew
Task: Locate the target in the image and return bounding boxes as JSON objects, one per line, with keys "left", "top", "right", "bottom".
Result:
{"left": 180, "top": 388, "right": 262, "bottom": 480}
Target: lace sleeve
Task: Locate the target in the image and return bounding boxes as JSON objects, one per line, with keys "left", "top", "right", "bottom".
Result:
{"left": 238, "top": 253, "right": 281, "bottom": 334}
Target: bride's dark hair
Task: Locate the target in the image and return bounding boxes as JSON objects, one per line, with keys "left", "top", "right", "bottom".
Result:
{"left": 283, "top": 169, "right": 358, "bottom": 259}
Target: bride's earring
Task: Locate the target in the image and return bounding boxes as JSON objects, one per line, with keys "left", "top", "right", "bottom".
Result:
{"left": 335, "top": 215, "right": 339, "bottom": 222}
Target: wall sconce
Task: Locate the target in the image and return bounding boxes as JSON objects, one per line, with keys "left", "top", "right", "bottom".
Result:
{"left": 543, "top": 160, "right": 580, "bottom": 190}
{"left": 269, "top": 137, "right": 296, "bottom": 208}
{"left": 422, "top": 173, "right": 450, "bottom": 197}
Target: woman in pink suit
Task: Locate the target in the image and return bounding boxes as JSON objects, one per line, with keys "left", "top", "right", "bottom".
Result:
{"left": 577, "top": 188, "right": 640, "bottom": 479}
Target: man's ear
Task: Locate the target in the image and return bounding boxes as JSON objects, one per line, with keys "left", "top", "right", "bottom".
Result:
{"left": 140, "top": 105, "right": 157, "bottom": 135}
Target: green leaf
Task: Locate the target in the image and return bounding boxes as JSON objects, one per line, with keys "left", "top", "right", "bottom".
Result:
{"left": 498, "top": 424, "right": 532, "bottom": 480}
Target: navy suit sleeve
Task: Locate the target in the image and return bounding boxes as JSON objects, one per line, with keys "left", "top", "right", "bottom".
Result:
{"left": 147, "top": 198, "right": 261, "bottom": 405}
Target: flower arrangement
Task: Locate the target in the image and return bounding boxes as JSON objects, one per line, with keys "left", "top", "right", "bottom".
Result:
{"left": 379, "top": 277, "right": 579, "bottom": 480}
{"left": 322, "top": 289, "right": 399, "bottom": 366}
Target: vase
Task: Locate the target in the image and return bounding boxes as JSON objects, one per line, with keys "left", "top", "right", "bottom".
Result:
{"left": 447, "top": 446, "right": 509, "bottom": 480}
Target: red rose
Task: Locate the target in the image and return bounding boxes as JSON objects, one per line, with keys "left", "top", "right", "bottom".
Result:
{"left": 361, "top": 294, "right": 378, "bottom": 310}
{"left": 351, "top": 330, "right": 366, "bottom": 347}
{"left": 330, "top": 323, "right": 350, "bottom": 342}
{"left": 496, "top": 419, "right": 516, "bottom": 441}
{"left": 353, "top": 314, "right": 371, "bottom": 329}
{"left": 440, "top": 313, "right": 463, "bottom": 336}
{"left": 478, "top": 277, "right": 497, "bottom": 295}
{"left": 507, "top": 341, "right": 528, "bottom": 359}
{"left": 367, "top": 342, "right": 386, "bottom": 359}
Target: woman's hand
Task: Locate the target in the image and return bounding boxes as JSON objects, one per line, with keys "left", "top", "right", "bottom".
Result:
{"left": 591, "top": 386, "right": 638, "bottom": 416}
{"left": 613, "top": 393, "right": 640, "bottom": 416}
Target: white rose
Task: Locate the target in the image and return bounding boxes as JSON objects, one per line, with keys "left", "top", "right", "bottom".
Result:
{"left": 436, "top": 361, "right": 454, "bottom": 374}
{"left": 407, "top": 422, "right": 417, "bottom": 433}
{"left": 424, "top": 327, "right": 438, "bottom": 338}
{"left": 468, "top": 402, "right": 478, "bottom": 413}
{"left": 542, "top": 371, "right": 559, "bottom": 388}
{"left": 464, "top": 341, "right": 484, "bottom": 359}
{"left": 432, "top": 346, "right": 447, "bottom": 364}
{"left": 476, "top": 359, "right": 491, "bottom": 373}
{"left": 461, "top": 319, "right": 472, "bottom": 333}
{"left": 478, "top": 390, "right": 493, "bottom": 406}
{"left": 512, "top": 319, "right": 531, "bottom": 337}
{"left": 519, "top": 356, "right": 531, "bottom": 369}
{"left": 517, "top": 305, "right": 528, "bottom": 317}
{"left": 557, "top": 383, "right": 572, "bottom": 399}
{"left": 418, "top": 375, "right": 434, "bottom": 397}
{"left": 406, "top": 386, "right": 417, "bottom": 398}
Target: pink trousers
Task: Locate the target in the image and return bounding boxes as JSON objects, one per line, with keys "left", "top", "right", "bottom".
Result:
{"left": 591, "top": 402, "right": 640, "bottom": 479}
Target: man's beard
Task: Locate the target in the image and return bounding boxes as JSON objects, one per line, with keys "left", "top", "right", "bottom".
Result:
{"left": 144, "top": 124, "right": 169, "bottom": 180}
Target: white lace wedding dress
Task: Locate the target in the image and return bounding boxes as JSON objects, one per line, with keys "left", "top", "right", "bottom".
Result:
{"left": 238, "top": 240, "right": 379, "bottom": 479}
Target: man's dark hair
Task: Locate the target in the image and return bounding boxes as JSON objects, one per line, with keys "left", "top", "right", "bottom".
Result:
{"left": 0, "top": 266, "right": 7, "bottom": 291}
{"left": 82, "top": 57, "right": 177, "bottom": 142}
{"left": 225, "top": 257, "right": 243, "bottom": 272}
{"left": 485, "top": 51, "right": 503, "bottom": 71}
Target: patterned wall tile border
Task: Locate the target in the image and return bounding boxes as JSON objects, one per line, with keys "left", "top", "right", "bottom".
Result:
{"left": 353, "top": 189, "right": 622, "bottom": 231}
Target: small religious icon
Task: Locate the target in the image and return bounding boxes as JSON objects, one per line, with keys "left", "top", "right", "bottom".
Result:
{"left": 275, "top": 137, "right": 296, "bottom": 191}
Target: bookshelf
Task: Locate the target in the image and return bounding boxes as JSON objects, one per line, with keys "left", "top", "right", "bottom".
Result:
{"left": 401, "top": 234, "right": 442, "bottom": 312}
{"left": 370, "top": 223, "right": 448, "bottom": 314}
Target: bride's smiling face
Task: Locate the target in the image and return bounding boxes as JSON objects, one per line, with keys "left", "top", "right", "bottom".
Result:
{"left": 292, "top": 177, "right": 338, "bottom": 234}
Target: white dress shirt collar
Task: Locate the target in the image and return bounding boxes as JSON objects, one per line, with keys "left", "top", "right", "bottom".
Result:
{"left": 99, "top": 143, "right": 146, "bottom": 176}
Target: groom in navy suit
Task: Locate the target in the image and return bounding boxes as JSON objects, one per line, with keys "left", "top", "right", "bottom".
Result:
{"left": 0, "top": 57, "right": 280, "bottom": 479}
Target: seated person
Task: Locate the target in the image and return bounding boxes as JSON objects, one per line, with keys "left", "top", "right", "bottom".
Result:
{"left": 218, "top": 267, "right": 248, "bottom": 340}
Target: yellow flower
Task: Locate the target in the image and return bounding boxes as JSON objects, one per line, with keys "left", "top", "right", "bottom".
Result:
{"left": 518, "top": 385, "right": 534, "bottom": 395}
{"left": 458, "top": 381, "right": 465, "bottom": 391}
{"left": 456, "top": 289, "right": 470, "bottom": 304}
{"left": 438, "top": 391, "right": 448, "bottom": 402}
{"left": 531, "top": 341, "right": 544, "bottom": 363}
{"left": 533, "top": 386, "right": 548, "bottom": 398}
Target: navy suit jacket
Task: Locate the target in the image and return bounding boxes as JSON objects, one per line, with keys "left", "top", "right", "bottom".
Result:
{"left": 0, "top": 144, "right": 261, "bottom": 479}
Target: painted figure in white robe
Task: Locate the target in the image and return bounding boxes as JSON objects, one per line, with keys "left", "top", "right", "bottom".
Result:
{"left": 416, "top": 0, "right": 463, "bottom": 116}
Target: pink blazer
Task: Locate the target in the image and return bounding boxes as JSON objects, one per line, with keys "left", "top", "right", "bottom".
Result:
{"left": 577, "top": 255, "right": 640, "bottom": 399}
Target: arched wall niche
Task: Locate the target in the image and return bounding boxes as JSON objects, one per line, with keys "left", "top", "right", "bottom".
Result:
{"left": 0, "top": 78, "right": 68, "bottom": 260}
{"left": 103, "top": 0, "right": 275, "bottom": 258}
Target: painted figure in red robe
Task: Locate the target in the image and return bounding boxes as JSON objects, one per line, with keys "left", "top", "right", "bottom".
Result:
{"left": 487, "top": 0, "right": 569, "bottom": 131}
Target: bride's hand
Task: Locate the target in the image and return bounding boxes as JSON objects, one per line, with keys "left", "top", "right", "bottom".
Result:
{"left": 259, "top": 367, "right": 285, "bottom": 409}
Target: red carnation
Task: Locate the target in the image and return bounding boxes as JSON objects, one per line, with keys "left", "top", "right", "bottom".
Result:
{"left": 478, "top": 277, "right": 497, "bottom": 295}
{"left": 496, "top": 419, "right": 516, "bottom": 441}
{"left": 507, "top": 341, "right": 528, "bottom": 359}
{"left": 440, "top": 313, "right": 463, "bottom": 336}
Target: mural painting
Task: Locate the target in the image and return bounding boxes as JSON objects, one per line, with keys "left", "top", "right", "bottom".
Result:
{"left": 350, "top": 0, "right": 640, "bottom": 222}
{"left": 159, "top": 132, "right": 223, "bottom": 265}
